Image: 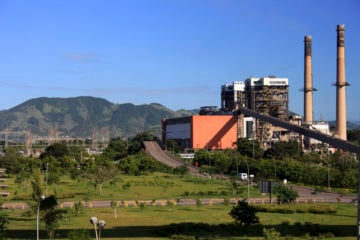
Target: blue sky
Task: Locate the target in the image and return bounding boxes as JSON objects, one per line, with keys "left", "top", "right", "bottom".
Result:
{"left": 0, "top": 0, "right": 359, "bottom": 121}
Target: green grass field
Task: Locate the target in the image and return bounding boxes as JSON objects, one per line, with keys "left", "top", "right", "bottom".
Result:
{"left": 1, "top": 173, "right": 358, "bottom": 239}
{"left": 3, "top": 203, "right": 357, "bottom": 239}
{"left": 5, "top": 173, "right": 261, "bottom": 202}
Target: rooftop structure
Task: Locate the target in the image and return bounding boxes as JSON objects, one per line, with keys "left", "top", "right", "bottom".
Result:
{"left": 245, "top": 76, "right": 289, "bottom": 121}
{"left": 221, "top": 76, "right": 289, "bottom": 121}
{"left": 221, "top": 81, "right": 245, "bottom": 111}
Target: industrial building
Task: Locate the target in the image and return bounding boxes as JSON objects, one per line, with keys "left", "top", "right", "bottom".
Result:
{"left": 163, "top": 24, "right": 350, "bottom": 152}
{"left": 162, "top": 114, "right": 238, "bottom": 150}
{"left": 221, "top": 81, "right": 245, "bottom": 111}
{"left": 163, "top": 76, "right": 289, "bottom": 151}
{"left": 220, "top": 76, "right": 290, "bottom": 149}
{"left": 221, "top": 76, "right": 289, "bottom": 120}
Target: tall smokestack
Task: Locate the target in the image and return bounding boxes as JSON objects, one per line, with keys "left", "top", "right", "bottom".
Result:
{"left": 334, "top": 24, "right": 349, "bottom": 140}
{"left": 303, "top": 35, "right": 314, "bottom": 124}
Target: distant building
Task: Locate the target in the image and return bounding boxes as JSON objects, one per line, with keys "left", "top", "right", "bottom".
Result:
{"left": 221, "top": 76, "right": 289, "bottom": 121}
{"left": 163, "top": 76, "right": 293, "bottom": 151}
{"left": 306, "top": 121, "right": 331, "bottom": 146}
{"left": 221, "top": 81, "right": 245, "bottom": 111}
{"left": 220, "top": 76, "right": 290, "bottom": 148}
{"left": 162, "top": 115, "right": 237, "bottom": 151}
{"left": 245, "top": 76, "right": 289, "bottom": 120}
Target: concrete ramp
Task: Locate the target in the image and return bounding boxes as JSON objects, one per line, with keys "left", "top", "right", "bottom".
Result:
{"left": 143, "top": 141, "right": 183, "bottom": 167}
{"left": 143, "top": 141, "right": 198, "bottom": 174}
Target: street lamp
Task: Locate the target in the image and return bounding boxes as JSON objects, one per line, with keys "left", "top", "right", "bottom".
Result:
{"left": 90, "top": 217, "right": 99, "bottom": 240}
{"left": 325, "top": 159, "right": 331, "bottom": 191}
{"left": 167, "top": 132, "right": 175, "bottom": 155}
{"left": 90, "top": 216, "right": 106, "bottom": 240}
{"left": 244, "top": 159, "right": 250, "bottom": 200}
{"left": 36, "top": 194, "right": 45, "bottom": 240}
{"left": 236, "top": 155, "right": 250, "bottom": 201}
{"left": 98, "top": 220, "right": 106, "bottom": 240}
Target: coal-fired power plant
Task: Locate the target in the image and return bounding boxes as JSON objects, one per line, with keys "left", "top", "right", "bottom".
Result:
{"left": 303, "top": 35, "right": 315, "bottom": 125}
{"left": 335, "top": 24, "right": 349, "bottom": 140}
{"left": 163, "top": 24, "right": 357, "bottom": 155}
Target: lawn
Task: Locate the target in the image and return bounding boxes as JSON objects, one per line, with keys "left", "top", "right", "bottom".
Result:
{"left": 1, "top": 173, "right": 358, "bottom": 239}
{"left": 4, "top": 173, "right": 261, "bottom": 202}
{"left": 2, "top": 203, "right": 357, "bottom": 239}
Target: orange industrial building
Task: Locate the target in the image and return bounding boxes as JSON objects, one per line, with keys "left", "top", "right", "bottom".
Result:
{"left": 162, "top": 115, "right": 238, "bottom": 150}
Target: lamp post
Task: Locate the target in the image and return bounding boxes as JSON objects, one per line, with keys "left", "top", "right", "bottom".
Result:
{"left": 36, "top": 194, "right": 45, "bottom": 240}
{"left": 325, "top": 159, "right": 330, "bottom": 191}
{"left": 90, "top": 217, "right": 99, "bottom": 240}
{"left": 167, "top": 132, "right": 175, "bottom": 155}
{"left": 45, "top": 163, "right": 49, "bottom": 196}
{"left": 244, "top": 159, "right": 250, "bottom": 200}
{"left": 90, "top": 217, "right": 106, "bottom": 240}
{"left": 98, "top": 220, "right": 106, "bottom": 240}
{"left": 236, "top": 154, "right": 250, "bottom": 200}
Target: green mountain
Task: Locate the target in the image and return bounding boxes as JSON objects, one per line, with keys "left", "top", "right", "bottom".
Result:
{"left": 0, "top": 96, "right": 195, "bottom": 138}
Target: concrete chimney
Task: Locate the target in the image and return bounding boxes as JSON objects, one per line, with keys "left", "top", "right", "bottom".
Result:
{"left": 335, "top": 24, "right": 349, "bottom": 140}
{"left": 304, "top": 35, "right": 314, "bottom": 124}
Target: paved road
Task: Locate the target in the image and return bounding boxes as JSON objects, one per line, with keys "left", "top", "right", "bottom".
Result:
{"left": 2, "top": 187, "right": 357, "bottom": 210}
{"left": 291, "top": 185, "right": 357, "bottom": 203}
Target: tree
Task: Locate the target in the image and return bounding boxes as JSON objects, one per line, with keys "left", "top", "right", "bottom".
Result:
{"left": 347, "top": 129, "right": 360, "bottom": 145}
{"left": 273, "top": 184, "right": 299, "bottom": 204}
{"left": 40, "top": 195, "right": 68, "bottom": 240}
{"left": 0, "top": 147, "right": 22, "bottom": 175}
{"left": 237, "top": 138, "right": 263, "bottom": 158}
{"left": 0, "top": 212, "right": 9, "bottom": 239}
{"left": 127, "top": 131, "right": 155, "bottom": 154}
{"left": 118, "top": 156, "right": 138, "bottom": 174}
{"left": 111, "top": 201, "right": 117, "bottom": 219}
{"left": 267, "top": 141, "right": 302, "bottom": 160}
{"left": 84, "top": 164, "right": 119, "bottom": 195}
{"left": 194, "top": 149, "right": 210, "bottom": 166}
{"left": 30, "top": 168, "right": 44, "bottom": 203}
{"left": 102, "top": 138, "right": 128, "bottom": 160}
{"left": 229, "top": 199, "right": 259, "bottom": 226}
{"left": 40, "top": 142, "right": 69, "bottom": 160}
{"left": 173, "top": 165, "right": 189, "bottom": 175}
{"left": 211, "top": 151, "right": 232, "bottom": 179}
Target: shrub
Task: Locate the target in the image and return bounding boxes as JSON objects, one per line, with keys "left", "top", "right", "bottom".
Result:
{"left": 294, "top": 221, "right": 302, "bottom": 226}
{"left": 254, "top": 206, "right": 268, "bottom": 212}
{"left": 139, "top": 202, "right": 146, "bottom": 209}
{"left": 170, "top": 234, "right": 196, "bottom": 240}
{"left": 72, "top": 201, "right": 83, "bottom": 216}
{"left": 220, "top": 190, "right": 228, "bottom": 195}
{"left": 68, "top": 229, "right": 91, "bottom": 240}
{"left": 263, "top": 227, "right": 283, "bottom": 240}
{"left": 296, "top": 208, "right": 306, "bottom": 213}
{"left": 122, "top": 182, "right": 131, "bottom": 190}
{"left": 273, "top": 184, "right": 299, "bottom": 204}
{"left": 308, "top": 205, "right": 337, "bottom": 214}
{"left": 195, "top": 199, "right": 202, "bottom": 208}
{"left": 276, "top": 208, "right": 294, "bottom": 214}
{"left": 229, "top": 199, "right": 259, "bottom": 226}
{"left": 182, "top": 191, "right": 190, "bottom": 196}
{"left": 280, "top": 220, "right": 290, "bottom": 226}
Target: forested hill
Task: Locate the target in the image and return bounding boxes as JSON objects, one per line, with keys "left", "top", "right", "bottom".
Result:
{"left": 0, "top": 96, "right": 195, "bottom": 138}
